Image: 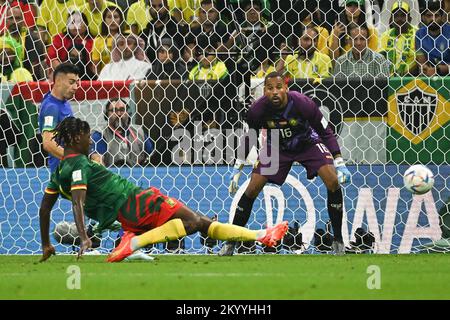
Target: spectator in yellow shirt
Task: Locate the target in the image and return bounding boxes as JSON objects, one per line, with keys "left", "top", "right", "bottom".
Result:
{"left": 380, "top": 1, "right": 417, "bottom": 76}
{"left": 170, "top": 0, "right": 201, "bottom": 26}
{"left": 36, "top": 0, "right": 85, "bottom": 44}
{"left": 80, "top": 0, "right": 121, "bottom": 37}
{"left": 280, "top": 26, "right": 332, "bottom": 80}
{"left": 298, "top": 3, "right": 330, "bottom": 57}
{"left": 127, "top": 0, "right": 200, "bottom": 35}
{"left": 127, "top": 0, "right": 194, "bottom": 34}
{"left": 5, "top": 4, "right": 47, "bottom": 80}
{"left": 188, "top": 36, "right": 228, "bottom": 81}
{"left": 0, "top": 36, "right": 32, "bottom": 82}
{"left": 252, "top": 58, "right": 276, "bottom": 79}
{"left": 126, "top": 0, "right": 152, "bottom": 34}
{"left": 187, "top": 35, "right": 229, "bottom": 129}
{"left": 328, "top": 0, "right": 378, "bottom": 60}
{"left": 92, "top": 6, "right": 126, "bottom": 74}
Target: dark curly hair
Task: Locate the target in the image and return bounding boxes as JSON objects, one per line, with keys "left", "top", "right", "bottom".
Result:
{"left": 52, "top": 117, "right": 90, "bottom": 147}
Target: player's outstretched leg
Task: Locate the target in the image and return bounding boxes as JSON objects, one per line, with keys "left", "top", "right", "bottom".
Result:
{"left": 107, "top": 218, "right": 187, "bottom": 262}
{"left": 219, "top": 173, "right": 267, "bottom": 256}
{"left": 318, "top": 164, "right": 345, "bottom": 255}
{"left": 107, "top": 205, "right": 288, "bottom": 262}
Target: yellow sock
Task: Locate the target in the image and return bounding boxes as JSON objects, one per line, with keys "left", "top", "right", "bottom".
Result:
{"left": 132, "top": 219, "right": 187, "bottom": 249}
{"left": 207, "top": 221, "right": 265, "bottom": 241}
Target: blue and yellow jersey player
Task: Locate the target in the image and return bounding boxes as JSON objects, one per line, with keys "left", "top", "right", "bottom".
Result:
{"left": 38, "top": 62, "right": 79, "bottom": 173}
{"left": 220, "top": 71, "right": 352, "bottom": 256}
{"left": 39, "top": 117, "right": 289, "bottom": 262}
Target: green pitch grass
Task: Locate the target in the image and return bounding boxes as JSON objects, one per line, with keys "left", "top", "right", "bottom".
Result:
{"left": 1, "top": 254, "right": 449, "bottom": 299}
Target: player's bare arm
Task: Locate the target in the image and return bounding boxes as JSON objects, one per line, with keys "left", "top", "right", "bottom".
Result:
{"left": 71, "top": 189, "right": 92, "bottom": 259}
{"left": 39, "top": 192, "right": 59, "bottom": 262}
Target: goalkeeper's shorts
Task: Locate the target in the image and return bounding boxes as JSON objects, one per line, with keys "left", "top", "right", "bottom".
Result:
{"left": 117, "top": 187, "right": 184, "bottom": 234}
{"left": 253, "top": 143, "right": 334, "bottom": 185}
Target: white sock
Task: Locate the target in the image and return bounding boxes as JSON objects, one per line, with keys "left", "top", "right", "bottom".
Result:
{"left": 130, "top": 237, "right": 140, "bottom": 251}
{"left": 256, "top": 229, "right": 266, "bottom": 239}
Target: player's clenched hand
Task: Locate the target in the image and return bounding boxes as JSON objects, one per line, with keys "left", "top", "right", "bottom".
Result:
{"left": 77, "top": 238, "right": 92, "bottom": 260}
{"left": 40, "top": 245, "right": 56, "bottom": 262}
{"left": 334, "top": 157, "right": 351, "bottom": 185}
{"left": 229, "top": 160, "right": 244, "bottom": 194}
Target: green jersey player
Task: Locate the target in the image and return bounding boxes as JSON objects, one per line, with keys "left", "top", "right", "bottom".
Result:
{"left": 39, "top": 117, "right": 289, "bottom": 262}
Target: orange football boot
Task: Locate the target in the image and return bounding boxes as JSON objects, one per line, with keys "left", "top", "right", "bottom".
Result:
{"left": 107, "top": 231, "right": 136, "bottom": 262}
{"left": 257, "top": 221, "right": 289, "bottom": 247}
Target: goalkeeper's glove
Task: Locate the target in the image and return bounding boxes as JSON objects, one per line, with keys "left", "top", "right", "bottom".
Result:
{"left": 334, "top": 156, "right": 351, "bottom": 185}
{"left": 229, "top": 159, "right": 245, "bottom": 195}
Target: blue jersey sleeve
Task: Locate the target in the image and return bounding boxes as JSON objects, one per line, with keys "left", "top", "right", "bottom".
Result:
{"left": 39, "top": 104, "right": 60, "bottom": 133}
{"left": 91, "top": 131, "right": 107, "bottom": 154}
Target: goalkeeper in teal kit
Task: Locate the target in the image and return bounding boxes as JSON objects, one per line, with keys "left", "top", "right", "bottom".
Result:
{"left": 219, "top": 72, "right": 351, "bottom": 256}
{"left": 39, "top": 117, "right": 289, "bottom": 262}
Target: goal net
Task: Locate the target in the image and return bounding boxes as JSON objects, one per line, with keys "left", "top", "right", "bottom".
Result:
{"left": 0, "top": 0, "right": 448, "bottom": 255}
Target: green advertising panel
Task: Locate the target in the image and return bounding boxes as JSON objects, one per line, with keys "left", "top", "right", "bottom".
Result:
{"left": 387, "top": 77, "right": 450, "bottom": 164}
